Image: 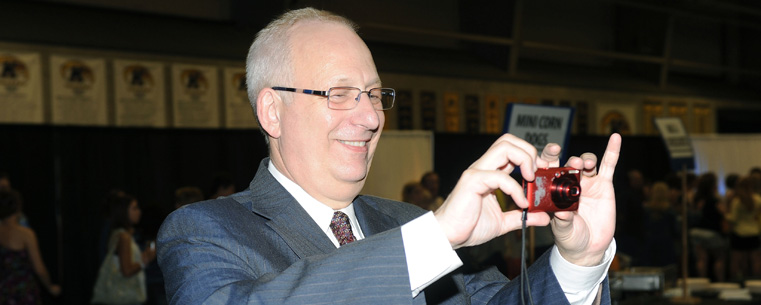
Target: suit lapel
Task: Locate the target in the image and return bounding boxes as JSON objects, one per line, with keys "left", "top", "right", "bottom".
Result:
{"left": 268, "top": 205, "right": 337, "bottom": 258}
{"left": 353, "top": 196, "right": 401, "bottom": 237}
{"left": 245, "top": 159, "right": 336, "bottom": 259}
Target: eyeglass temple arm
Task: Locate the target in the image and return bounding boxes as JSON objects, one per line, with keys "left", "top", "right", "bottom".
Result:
{"left": 271, "top": 87, "right": 328, "bottom": 97}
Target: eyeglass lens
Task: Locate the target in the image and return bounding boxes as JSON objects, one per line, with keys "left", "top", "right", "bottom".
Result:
{"left": 327, "top": 88, "right": 395, "bottom": 110}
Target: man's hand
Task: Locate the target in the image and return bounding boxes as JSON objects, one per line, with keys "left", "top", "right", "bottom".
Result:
{"left": 551, "top": 133, "right": 621, "bottom": 266}
{"left": 434, "top": 134, "right": 554, "bottom": 249}
{"left": 434, "top": 133, "right": 622, "bottom": 256}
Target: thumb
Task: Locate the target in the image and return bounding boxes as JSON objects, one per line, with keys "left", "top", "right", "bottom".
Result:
{"left": 550, "top": 211, "right": 574, "bottom": 237}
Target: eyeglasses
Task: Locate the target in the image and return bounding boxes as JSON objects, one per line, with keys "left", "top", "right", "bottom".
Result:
{"left": 272, "top": 86, "right": 395, "bottom": 110}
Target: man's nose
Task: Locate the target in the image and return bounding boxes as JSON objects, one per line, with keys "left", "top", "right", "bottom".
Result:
{"left": 350, "top": 92, "right": 381, "bottom": 129}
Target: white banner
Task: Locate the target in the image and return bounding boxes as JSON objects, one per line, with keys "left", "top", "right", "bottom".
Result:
{"left": 223, "top": 67, "right": 257, "bottom": 128}
{"left": 114, "top": 59, "right": 166, "bottom": 127}
{"left": 50, "top": 55, "right": 108, "bottom": 125}
{"left": 0, "top": 52, "right": 43, "bottom": 124}
{"left": 691, "top": 134, "right": 761, "bottom": 194}
{"left": 504, "top": 104, "right": 574, "bottom": 153}
{"left": 171, "top": 64, "right": 219, "bottom": 128}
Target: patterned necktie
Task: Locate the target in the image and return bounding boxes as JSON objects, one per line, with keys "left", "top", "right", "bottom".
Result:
{"left": 330, "top": 211, "right": 356, "bottom": 246}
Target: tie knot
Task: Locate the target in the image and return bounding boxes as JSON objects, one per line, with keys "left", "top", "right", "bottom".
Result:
{"left": 330, "top": 211, "right": 356, "bottom": 246}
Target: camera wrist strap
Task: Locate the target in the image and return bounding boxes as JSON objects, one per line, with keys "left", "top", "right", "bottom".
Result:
{"left": 520, "top": 209, "right": 535, "bottom": 305}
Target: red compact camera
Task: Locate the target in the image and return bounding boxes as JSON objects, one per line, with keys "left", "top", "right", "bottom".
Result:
{"left": 523, "top": 167, "right": 581, "bottom": 213}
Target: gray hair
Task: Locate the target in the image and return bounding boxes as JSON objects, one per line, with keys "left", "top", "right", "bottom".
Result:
{"left": 245, "top": 8, "right": 358, "bottom": 141}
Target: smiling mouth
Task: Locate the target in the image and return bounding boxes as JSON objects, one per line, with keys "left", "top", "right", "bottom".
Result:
{"left": 339, "top": 140, "right": 367, "bottom": 147}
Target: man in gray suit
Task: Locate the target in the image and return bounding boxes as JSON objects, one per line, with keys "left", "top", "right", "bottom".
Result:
{"left": 158, "top": 7, "right": 622, "bottom": 305}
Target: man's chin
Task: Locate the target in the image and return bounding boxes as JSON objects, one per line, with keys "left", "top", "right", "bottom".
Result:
{"left": 334, "top": 170, "right": 368, "bottom": 185}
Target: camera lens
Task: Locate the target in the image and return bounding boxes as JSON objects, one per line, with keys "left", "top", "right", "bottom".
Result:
{"left": 550, "top": 174, "right": 581, "bottom": 209}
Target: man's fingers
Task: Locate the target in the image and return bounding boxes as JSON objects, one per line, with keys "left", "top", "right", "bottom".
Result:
{"left": 493, "top": 134, "right": 538, "bottom": 162}
{"left": 565, "top": 156, "right": 583, "bottom": 169}
{"left": 538, "top": 143, "right": 562, "bottom": 168}
{"left": 500, "top": 210, "right": 551, "bottom": 233}
{"left": 470, "top": 134, "right": 537, "bottom": 180}
{"left": 552, "top": 210, "right": 575, "bottom": 222}
{"left": 580, "top": 152, "right": 598, "bottom": 176}
{"left": 566, "top": 152, "right": 598, "bottom": 176}
{"left": 549, "top": 212, "right": 574, "bottom": 242}
{"left": 597, "top": 133, "right": 622, "bottom": 181}
{"left": 454, "top": 168, "right": 528, "bottom": 207}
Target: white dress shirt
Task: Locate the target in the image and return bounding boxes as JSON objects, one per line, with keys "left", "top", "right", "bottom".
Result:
{"left": 268, "top": 161, "right": 614, "bottom": 304}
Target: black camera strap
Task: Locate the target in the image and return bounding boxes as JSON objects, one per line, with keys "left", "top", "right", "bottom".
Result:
{"left": 520, "top": 209, "right": 535, "bottom": 305}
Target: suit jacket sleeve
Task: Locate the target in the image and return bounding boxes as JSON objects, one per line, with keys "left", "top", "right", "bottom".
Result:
{"left": 469, "top": 249, "right": 611, "bottom": 305}
{"left": 158, "top": 203, "right": 416, "bottom": 305}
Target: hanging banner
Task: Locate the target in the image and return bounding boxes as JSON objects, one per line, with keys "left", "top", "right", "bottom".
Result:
{"left": 597, "top": 103, "right": 636, "bottom": 135}
{"left": 464, "top": 94, "right": 480, "bottom": 134}
{"left": 693, "top": 104, "right": 711, "bottom": 134}
{"left": 0, "top": 52, "right": 43, "bottom": 124}
{"left": 443, "top": 92, "right": 459, "bottom": 132}
{"left": 643, "top": 100, "right": 664, "bottom": 135}
{"left": 668, "top": 102, "right": 688, "bottom": 128}
{"left": 223, "top": 67, "right": 257, "bottom": 128}
{"left": 484, "top": 95, "right": 500, "bottom": 134}
{"left": 420, "top": 91, "right": 436, "bottom": 131}
{"left": 396, "top": 89, "right": 413, "bottom": 130}
{"left": 171, "top": 64, "right": 219, "bottom": 128}
{"left": 113, "top": 59, "right": 166, "bottom": 127}
{"left": 504, "top": 103, "right": 575, "bottom": 156}
{"left": 50, "top": 55, "right": 108, "bottom": 125}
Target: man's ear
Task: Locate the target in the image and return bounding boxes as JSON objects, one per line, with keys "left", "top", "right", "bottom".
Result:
{"left": 256, "top": 88, "right": 282, "bottom": 138}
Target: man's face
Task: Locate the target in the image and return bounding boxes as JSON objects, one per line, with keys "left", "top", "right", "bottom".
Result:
{"left": 270, "top": 21, "right": 384, "bottom": 209}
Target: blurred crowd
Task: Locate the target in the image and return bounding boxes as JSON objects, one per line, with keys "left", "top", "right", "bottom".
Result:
{"left": 614, "top": 167, "right": 761, "bottom": 283}
{"left": 0, "top": 171, "right": 234, "bottom": 305}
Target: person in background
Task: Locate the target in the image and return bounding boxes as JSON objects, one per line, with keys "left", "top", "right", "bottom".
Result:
{"left": 101, "top": 193, "right": 157, "bottom": 305}
{"left": 723, "top": 174, "right": 740, "bottom": 207}
{"left": 0, "top": 172, "right": 10, "bottom": 191}
{"left": 614, "top": 168, "right": 646, "bottom": 265}
{"left": 747, "top": 167, "right": 761, "bottom": 199}
{"left": 174, "top": 186, "right": 204, "bottom": 210}
{"left": 401, "top": 181, "right": 433, "bottom": 211}
{"left": 0, "top": 172, "right": 30, "bottom": 228}
{"left": 684, "top": 172, "right": 698, "bottom": 205}
{"left": 420, "top": 171, "right": 444, "bottom": 211}
{"left": 725, "top": 176, "right": 761, "bottom": 281}
{"left": 98, "top": 189, "right": 126, "bottom": 264}
{"left": 641, "top": 182, "right": 678, "bottom": 267}
{"left": 0, "top": 189, "right": 62, "bottom": 304}
{"left": 208, "top": 172, "right": 235, "bottom": 199}
{"left": 664, "top": 173, "right": 692, "bottom": 276}
{"left": 689, "top": 172, "right": 727, "bottom": 282}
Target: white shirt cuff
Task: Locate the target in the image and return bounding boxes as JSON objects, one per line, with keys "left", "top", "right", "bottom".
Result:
{"left": 550, "top": 238, "right": 616, "bottom": 305}
{"left": 401, "top": 212, "right": 463, "bottom": 297}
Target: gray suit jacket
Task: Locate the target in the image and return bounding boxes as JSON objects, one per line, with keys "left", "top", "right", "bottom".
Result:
{"left": 157, "top": 159, "right": 609, "bottom": 304}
